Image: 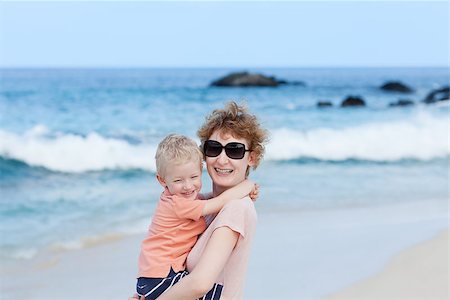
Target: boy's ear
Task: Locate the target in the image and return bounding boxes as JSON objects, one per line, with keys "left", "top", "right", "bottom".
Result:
{"left": 156, "top": 174, "right": 166, "bottom": 188}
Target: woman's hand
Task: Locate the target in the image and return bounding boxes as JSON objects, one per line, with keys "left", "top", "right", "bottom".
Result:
{"left": 128, "top": 294, "right": 144, "bottom": 300}
{"left": 249, "top": 183, "right": 259, "bottom": 202}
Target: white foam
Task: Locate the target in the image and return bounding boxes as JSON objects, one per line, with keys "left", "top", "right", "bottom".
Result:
{"left": 50, "top": 232, "right": 128, "bottom": 252}
{"left": 10, "top": 248, "right": 38, "bottom": 260}
{"left": 117, "top": 217, "right": 151, "bottom": 235}
{"left": 0, "top": 112, "right": 448, "bottom": 173}
{"left": 0, "top": 126, "right": 157, "bottom": 173}
{"left": 51, "top": 240, "right": 84, "bottom": 251}
{"left": 266, "top": 111, "right": 449, "bottom": 162}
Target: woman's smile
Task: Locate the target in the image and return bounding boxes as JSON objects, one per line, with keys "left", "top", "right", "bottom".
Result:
{"left": 214, "top": 167, "right": 233, "bottom": 175}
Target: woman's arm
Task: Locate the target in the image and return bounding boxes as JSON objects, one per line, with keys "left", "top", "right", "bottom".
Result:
{"left": 155, "top": 227, "right": 239, "bottom": 300}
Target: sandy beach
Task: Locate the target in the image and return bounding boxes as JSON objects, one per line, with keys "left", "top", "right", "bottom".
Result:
{"left": 325, "top": 229, "right": 449, "bottom": 300}
{"left": 1, "top": 199, "right": 448, "bottom": 299}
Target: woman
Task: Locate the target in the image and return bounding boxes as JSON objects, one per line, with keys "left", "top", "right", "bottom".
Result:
{"left": 138, "top": 101, "right": 268, "bottom": 299}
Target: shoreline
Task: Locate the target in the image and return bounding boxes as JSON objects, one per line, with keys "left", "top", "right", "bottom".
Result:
{"left": 324, "top": 229, "right": 449, "bottom": 300}
{"left": 1, "top": 199, "right": 448, "bottom": 299}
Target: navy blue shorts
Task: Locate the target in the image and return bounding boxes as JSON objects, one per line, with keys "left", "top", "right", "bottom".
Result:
{"left": 136, "top": 268, "right": 223, "bottom": 300}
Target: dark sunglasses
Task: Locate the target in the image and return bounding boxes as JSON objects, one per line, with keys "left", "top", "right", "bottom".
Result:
{"left": 203, "top": 140, "right": 251, "bottom": 160}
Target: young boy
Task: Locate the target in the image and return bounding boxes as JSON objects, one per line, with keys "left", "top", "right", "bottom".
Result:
{"left": 136, "top": 134, "right": 256, "bottom": 300}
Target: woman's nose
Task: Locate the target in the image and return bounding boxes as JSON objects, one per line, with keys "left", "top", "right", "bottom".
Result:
{"left": 217, "top": 149, "right": 229, "bottom": 164}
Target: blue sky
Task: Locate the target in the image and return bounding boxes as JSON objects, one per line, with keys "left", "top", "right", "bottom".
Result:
{"left": 0, "top": 1, "right": 448, "bottom": 68}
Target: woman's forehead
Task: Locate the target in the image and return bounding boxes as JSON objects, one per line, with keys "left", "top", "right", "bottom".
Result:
{"left": 210, "top": 129, "right": 248, "bottom": 145}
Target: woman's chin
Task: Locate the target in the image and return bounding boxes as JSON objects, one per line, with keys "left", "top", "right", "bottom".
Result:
{"left": 212, "top": 176, "right": 241, "bottom": 190}
{"left": 209, "top": 167, "right": 246, "bottom": 191}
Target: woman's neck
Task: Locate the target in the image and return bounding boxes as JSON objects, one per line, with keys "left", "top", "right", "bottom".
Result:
{"left": 212, "top": 184, "right": 227, "bottom": 197}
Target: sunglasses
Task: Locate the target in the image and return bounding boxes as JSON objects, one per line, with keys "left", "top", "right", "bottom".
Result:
{"left": 203, "top": 140, "right": 251, "bottom": 160}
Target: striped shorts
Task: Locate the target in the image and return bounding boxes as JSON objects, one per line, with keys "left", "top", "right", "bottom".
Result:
{"left": 136, "top": 268, "right": 223, "bottom": 300}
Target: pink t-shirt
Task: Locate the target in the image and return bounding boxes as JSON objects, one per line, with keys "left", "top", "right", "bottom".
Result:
{"left": 186, "top": 197, "right": 257, "bottom": 299}
{"left": 138, "top": 190, "right": 206, "bottom": 278}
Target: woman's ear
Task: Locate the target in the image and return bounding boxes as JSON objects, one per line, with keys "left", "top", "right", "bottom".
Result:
{"left": 156, "top": 174, "right": 166, "bottom": 188}
{"left": 248, "top": 151, "right": 257, "bottom": 168}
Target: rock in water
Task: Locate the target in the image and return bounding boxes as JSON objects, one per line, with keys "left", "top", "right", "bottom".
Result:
{"left": 341, "top": 96, "right": 366, "bottom": 107}
{"left": 210, "top": 72, "right": 306, "bottom": 87}
{"left": 317, "top": 101, "right": 333, "bottom": 107}
{"left": 210, "top": 72, "right": 279, "bottom": 87}
{"left": 423, "top": 86, "right": 450, "bottom": 104}
{"left": 389, "top": 99, "right": 415, "bottom": 107}
{"left": 380, "top": 81, "right": 414, "bottom": 93}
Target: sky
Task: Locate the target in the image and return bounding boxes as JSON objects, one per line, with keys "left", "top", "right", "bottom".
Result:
{"left": 0, "top": 1, "right": 448, "bottom": 68}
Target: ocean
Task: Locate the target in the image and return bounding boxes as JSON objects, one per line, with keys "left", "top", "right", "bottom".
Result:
{"left": 0, "top": 67, "right": 448, "bottom": 263}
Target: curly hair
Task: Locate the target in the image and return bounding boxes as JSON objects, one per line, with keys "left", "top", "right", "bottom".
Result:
{"left": 197, "top": 101, "right": 269, "bottom": 171}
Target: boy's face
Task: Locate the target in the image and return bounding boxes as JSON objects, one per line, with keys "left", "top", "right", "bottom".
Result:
{"left": 157, "top": 160, "right": 202, "bottom": 201}
{"left": 205, "top": 130, "right": 255, "bottom": 193}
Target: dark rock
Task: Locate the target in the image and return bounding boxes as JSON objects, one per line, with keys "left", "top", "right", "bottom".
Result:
{"left": 276, "top": 78, "right": 288, "bottom": 85}
{"left": 380, "top": 81, "right": 414, "bottom": 93}
{"left": 210, "top": 72, "right": 306, "bottom": 87}
{"left": 317, "top": 101, "right": 333, "bottom": 107}
{"left": 341, "top": 96, "right": 366, "bottom": 107}
{"left": 280, "top": 80, "right": 306, "bottom": 86}
{"left": 423, "top": 86, "right": 450, "bottom": 104}
{"left": 211, "top": 72, "right": 278, "bottom": 87}
{"left": 389, "top": 99, "right": 415, "bottom": 107}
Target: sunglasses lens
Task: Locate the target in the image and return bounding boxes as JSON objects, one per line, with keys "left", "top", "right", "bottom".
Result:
{"left": 204, "top": 140, "right": 248, "bottom": 159}
{"left": 204, "top": 141, "right": 222, "bottom": 157}
{"left": 225, "top": 143, "right": 246, "bottom": 159}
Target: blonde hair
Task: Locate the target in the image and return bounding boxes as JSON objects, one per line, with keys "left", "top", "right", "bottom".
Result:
{"left": 197, "top": 101, "right": 269, "bottom": 170}
{"left": 155, "top": 134, "right": 203, "bottom": 178}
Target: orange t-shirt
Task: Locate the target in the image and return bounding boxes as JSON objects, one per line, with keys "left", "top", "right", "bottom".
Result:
{"left": 138, "top": 190, "right": 207, "bottom": 278}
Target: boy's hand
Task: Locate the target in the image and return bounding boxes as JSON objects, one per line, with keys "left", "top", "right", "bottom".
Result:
{"left": 249, "top": 183, "right": 259, "bottom": 202}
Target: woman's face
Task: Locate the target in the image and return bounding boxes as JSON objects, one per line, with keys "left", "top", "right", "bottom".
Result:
{"left": 205, "top": 129, "right": 255, "bottom": 194}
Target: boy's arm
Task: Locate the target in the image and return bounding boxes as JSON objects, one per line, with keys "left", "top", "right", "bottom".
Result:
{"left": 201, "top": 179, "right": 254, "bottom": 216}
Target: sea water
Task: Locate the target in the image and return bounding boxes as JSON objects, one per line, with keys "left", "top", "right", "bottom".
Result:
{"left": 0, "top": 67, "right": 448, "bottom": 262}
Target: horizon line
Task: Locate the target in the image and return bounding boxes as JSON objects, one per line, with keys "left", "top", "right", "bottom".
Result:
{"left": 1, "top": 65, "right": 449, "bottom": 70}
